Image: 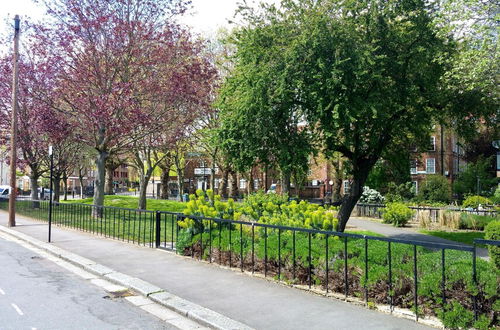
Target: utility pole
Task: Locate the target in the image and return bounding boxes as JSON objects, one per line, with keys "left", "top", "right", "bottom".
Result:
{"left": 48, "top": 146, "right": 54, "bottom": 242}
{"left": 8, "top": 15, "right": 20, "bottom": 228}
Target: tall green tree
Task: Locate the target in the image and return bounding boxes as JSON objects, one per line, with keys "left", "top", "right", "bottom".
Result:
{"left": 225, "top": 0, "right": 453, "bottom": 231}
{"left": 217, "top": 19, "right": 315, "bottom": 193}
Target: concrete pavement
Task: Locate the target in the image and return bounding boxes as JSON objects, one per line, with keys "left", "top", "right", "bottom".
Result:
{"left": 0, "top": 211, "right": 433, "bottom": 330}
{"left": 348, "top": 217, "right": 489, "bottom": 257}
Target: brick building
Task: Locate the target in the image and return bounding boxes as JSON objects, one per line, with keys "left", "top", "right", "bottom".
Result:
{"left": 409, "top": 125, "right": 465, "bottom": 193}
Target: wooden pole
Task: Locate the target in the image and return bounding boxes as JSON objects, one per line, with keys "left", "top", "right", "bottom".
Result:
{"left": 8, "top": 15, "right": 20, "bottom": 227}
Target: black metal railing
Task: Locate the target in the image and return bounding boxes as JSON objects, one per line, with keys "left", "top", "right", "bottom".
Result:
{"left": 355, "top": 203, "right": 498, "bottom": 220}
{"left": 1, "top": 197, "right": 497, "bottom": 325}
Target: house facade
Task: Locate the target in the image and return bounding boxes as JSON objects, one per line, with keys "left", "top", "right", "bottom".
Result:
{"left": 409, "top": 125, "right": 465, "bottom": 194}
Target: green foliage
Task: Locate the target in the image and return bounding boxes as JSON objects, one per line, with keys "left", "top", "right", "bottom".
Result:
{"left": 453, "top": 157, "right": 498, "bottom": 197}
{"left": 493, "top": 186, "right": 500, "bottom": 204}
{"left": 385, "top": 182, "right": 416, "bottom": 202}
{"left": 382, "top": 202, "right": 414, "bottom": 227}
{"left": 181, "top": 191, "right": 338, "bottom": 232}
{"left": 420, "top": 230, "right": 485, "bottom": 246}
{"left": 459, "top": 213, "right": 497, "bottom": 231}
{"left": 462, "top": 195, "right": 493, "bottom": 209}
{"left": 242, "top": 191, "right": 289, "bottom": 218}
{"left": 417, "top": 175, "right": 451, "bottom": 204}
{"left": 484, "top": 220, "right": 500, "bottom": 269}
{"left": 438, "top": 301, "right": 474, "bottom": 329}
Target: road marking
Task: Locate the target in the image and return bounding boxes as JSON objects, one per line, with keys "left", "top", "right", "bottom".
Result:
{"left": 0, "top": 287, "right": 5, "bottom": 295}
{"left": 31, "top": 328, "right": 37, "bottom": 330}
{"left": 11, "top": 303, "right": 24, "bottom": 316}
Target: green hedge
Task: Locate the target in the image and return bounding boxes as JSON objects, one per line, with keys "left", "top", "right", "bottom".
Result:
{"left": 484, "top": 220, "right": 500, "bottom": 269}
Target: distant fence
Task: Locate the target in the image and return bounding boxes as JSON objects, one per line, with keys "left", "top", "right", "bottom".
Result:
{"left": 0, "top": 197, "right": 498, "bottom": 325}
{"left": 355, "top": 203, "right": 498, "bottom": 221}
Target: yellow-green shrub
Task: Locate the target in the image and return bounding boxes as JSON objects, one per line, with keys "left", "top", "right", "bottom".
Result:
{"left": 382, "top": 202, "right": 415, "bottom": 227}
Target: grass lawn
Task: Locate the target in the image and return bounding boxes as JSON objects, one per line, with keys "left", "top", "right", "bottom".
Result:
{"left": 65, "top": 195, "right": 186, "bottom": 213}
{"left": 420, "top": 229, "right": 485, "bottom": 245}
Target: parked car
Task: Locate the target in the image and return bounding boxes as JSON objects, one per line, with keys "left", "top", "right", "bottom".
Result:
{"left": 83, "top": 186, "right": 94, "bottom": 197}
{"left": 38, "top": 188, "right": 53, "bottom": 200}
{"left": 267, "top": 183, "right": 277, "bottom": 194}
{"left": 0, "top": 185, "right": 10, "bottom": 198}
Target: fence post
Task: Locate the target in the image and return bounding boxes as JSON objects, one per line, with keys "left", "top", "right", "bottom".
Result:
{"left": 472, "top": 243, "right": 478, "bottom": 321}
{"left": 155, "top": 211, "right": 161, "bottom": 248}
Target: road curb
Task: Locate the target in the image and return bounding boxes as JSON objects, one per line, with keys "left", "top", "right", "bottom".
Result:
{"left": 0, "top": 225, "right": 253, "bottom": 330}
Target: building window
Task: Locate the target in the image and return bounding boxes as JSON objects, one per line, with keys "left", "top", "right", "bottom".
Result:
{"left": 429, "top": 136, "right": 436, "bottom": 151}
{"left": 426, "top": 158, "right": 435, "bottom": 174}
{"left": 214, "top": 178, "right": 220, "bottom": 189}
{"left": 343, "top": 180, "right": 350, "bottom": 195}
{"left": 412, "top": 181, "right": 418, "bottom": 194}
{"left": 410, "top": 159, "right": 417, "bottom": 174}
{"left": 239, "top": 179, "right": 247, "bottom": 189}
{"left": 254, "top": 179, "right": 259, "bottom": 190}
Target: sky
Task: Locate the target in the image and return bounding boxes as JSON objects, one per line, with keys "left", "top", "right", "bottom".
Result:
{"left": 0, "top": 0, "right": 278, "bottom": 38}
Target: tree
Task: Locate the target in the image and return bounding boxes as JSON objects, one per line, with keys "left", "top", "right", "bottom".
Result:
{"left": 453, "top": 156, "right": 498, "bottom": 197}
{"left": 217, "top": 20, "right": 316, "bottom": 194}
{"left": 0, "top": 33, "right": 70, "bottom": 203}
{"left": 226, "top": 0, "right": 452, "bottom": 231}
{"left": 435, "top": 0, "right": 499, "bottom": 138}
{"left": 35, "top": 0, "right": 217, "bottom": 211}
{"left": 417, "top": 174, "right": 451, "bottom": 204}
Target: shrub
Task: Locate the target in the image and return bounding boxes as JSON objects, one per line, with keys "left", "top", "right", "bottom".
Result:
{"left": 484, "top": 220, "right": 500, "bottom": 269}
{"left": 359, "top": 186, "right": 385, "bottom": 204}
{"left": 459, "top": 214, "right": 497, "bottom": 230}
{"left": 385, "top": 182, "right": 415, "bottom": 202}
{"left": 417, "top": 175, "right": 451, "bottom": 203}
{"left": 438, "top": 301, "right": 474, "bottom": 329}
{"left": 492, "top": 186, "right": 500, "bottom": 204}
{"left": 462, "top": 195, "right": 493, "bottom": 209}
{"left": 382, "top": 202, "right": 415, "bottom": 227}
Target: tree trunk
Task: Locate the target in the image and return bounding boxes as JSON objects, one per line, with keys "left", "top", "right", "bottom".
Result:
{"left": 53, "top": 174, "right": 61, "bottom": 203}
{"left": 281, "top": 172, "right": 291, "bottom": 195}
{"left": 160, "top": 166, "right": 170, "bottom": 199}
{"left": 229, "top": 171, "right": 238, "bottom": 199}
{"left": 29, "top": 173, "right": 40, "bottom": 208}
{"left": 105, "top": 166, "right": 114, "bottom": 195}
{"left": 210, "top": 161, "right": 216, "bottom": 194}
{"left": 177, "top": 172, "right": 184, "bottom": 202}
{"left": 62, "top": 172, "right": 68, "bottom": 201}
{"left": 247, "top": 170, "right": 254, "bottom": 195}
{"left": 138, "top": 170, "right": 152, "bottom": 210}
{"left": 337, "top": 165, "right": 372, "bottom": 232}
{"left": 220, "top": 169, "right": 228, "bottom": 198}
{"left": 78, "top": 171, "right": 84, "bottom": 199}
{"left": 331, "top": 158, "right": 343, "bottom": 202}
{"left": 332, "top": 176, "right": 342, "bottom": 202}
{"left": 92, "top": 151, "right": 108, "bottom": 215}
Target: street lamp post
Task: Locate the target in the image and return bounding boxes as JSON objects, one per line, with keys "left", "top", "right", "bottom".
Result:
{"left": 48, "top": 145, "right": 54, "bottom": 243}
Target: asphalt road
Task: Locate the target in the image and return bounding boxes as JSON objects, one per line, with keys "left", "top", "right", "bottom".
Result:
{"left": 0, "top": 235, "right": 171, "bottom": 330}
